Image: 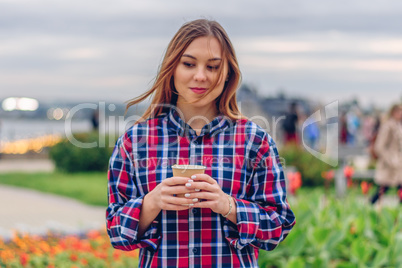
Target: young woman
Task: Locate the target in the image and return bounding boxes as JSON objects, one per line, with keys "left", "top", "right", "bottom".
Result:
{"left": 370, "top": 104, "right": 402, "bottom": 204}
{"left": 106, "top": 19, "right": 295, "bottom": 267}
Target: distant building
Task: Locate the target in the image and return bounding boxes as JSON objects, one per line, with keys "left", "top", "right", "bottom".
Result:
{"left": 236, "top": 84, "right": 318, "bottom": 145}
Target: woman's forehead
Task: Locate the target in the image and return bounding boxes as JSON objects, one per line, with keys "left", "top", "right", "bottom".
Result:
{"left": 182, "top": 36, "right": 224, "bottom": 60}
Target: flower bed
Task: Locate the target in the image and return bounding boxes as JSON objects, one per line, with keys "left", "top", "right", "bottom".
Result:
{"left": 0, "top": 230, "right": 139, "bottom": 267}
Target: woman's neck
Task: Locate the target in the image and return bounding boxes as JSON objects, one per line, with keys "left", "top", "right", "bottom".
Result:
{"left": 176, "top": 103, "right": 219, "bottom": 134}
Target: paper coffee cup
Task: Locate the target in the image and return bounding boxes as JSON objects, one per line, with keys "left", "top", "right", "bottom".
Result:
{"left": 171, "top": 164, "right": 206, "bottom": 177}
{"left": 172, "top": 164, "right": 206, "bottom": 198}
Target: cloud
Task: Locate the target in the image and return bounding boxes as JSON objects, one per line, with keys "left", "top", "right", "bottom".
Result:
{"left": 1, "top": 0, "right": 402, "bottom": 108}
{"left": 241, "top": 55, "right": 402, "bottom": 74}
{"left": 235, "top": 33, "right": 402, "bottom": 55}
{"left": 58, "top": 48, "right": 104, "bottom": 60}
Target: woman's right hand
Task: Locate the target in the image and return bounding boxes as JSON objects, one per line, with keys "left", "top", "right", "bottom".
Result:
{"left": 146, "top": 177, "right": 199, "bottom": 211}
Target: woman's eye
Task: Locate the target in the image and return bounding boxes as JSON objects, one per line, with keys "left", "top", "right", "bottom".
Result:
{"left": 208, "top": 65, "right": 220, "bottom": 70}
{"left": 183, "top": 62, "right": 194, "bottom": 68}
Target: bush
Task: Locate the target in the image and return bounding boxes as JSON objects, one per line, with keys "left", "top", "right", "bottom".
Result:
{"left": 280, "top": 144, "right": 332, "bottom": 186}
{"left": 49, "top": 133, "right": 115, "bottom": 173}
{"left": 258, "top": 189, "right": 402, "bottom": 267}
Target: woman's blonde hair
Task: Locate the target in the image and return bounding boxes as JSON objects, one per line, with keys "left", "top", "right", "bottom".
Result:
{"left": 388, "top": 103, "right": 402, "bottom": 118}
{"left": 126, "top": 19, "right": 243, "bottom": 122}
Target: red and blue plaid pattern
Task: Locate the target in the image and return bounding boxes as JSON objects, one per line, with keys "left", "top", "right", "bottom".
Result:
{"left": 106, "top": 108, "right": 295, "bottom": 267}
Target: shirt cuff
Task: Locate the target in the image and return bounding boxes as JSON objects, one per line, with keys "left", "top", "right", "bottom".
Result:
{"left": 223, "top": 198, "right": 260, "bottom": 250}
{"left": 115, "top": 197, "right": 161, "bottom": 250}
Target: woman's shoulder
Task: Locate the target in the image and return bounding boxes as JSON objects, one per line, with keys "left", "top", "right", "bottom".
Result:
{"left": 381, "top": 118, "right": 400, "bottom": 131}
{"left": 233, "top": 118, "right": 273, "bottom": 143}
{"left": 117, "top": 114, "right": 168, "bottom": 143}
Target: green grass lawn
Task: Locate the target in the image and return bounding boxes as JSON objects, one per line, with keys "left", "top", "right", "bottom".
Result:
{"left": 0, "top": 172, "right": 107, "bottom": 207}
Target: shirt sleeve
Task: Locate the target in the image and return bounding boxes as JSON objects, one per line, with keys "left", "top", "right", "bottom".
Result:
{"left": 223, "top": 133, "right": 296, "bottom": 251}
{"left": 106, "top": 134, "right": 161, "bottom": 251}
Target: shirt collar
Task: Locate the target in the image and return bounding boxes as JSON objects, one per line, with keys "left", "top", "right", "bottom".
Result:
{"left": 165, "top": 107, "right": 231, "bottom": 138}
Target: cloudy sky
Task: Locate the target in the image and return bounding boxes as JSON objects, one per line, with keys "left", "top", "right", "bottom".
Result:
{"left": 1, "top": 0, "right": 402, "bottom": 109}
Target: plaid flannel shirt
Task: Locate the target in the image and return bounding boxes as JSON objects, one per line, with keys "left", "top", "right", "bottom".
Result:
{"left": 106, "top": 107, "right": 295, "bottom": 268}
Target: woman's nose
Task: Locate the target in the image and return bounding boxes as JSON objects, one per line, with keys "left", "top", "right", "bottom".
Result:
{"left": 194, "top": 67, "right": 207, "bottom": 81}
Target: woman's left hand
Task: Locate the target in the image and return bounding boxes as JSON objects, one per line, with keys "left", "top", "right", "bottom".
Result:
{"left": 184, "top": 174, "right": 230, "bottom": 215}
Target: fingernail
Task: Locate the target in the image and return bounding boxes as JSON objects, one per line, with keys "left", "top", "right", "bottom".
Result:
{"left": 192, "top": 198, "right": 198, "bottom": 202}
{"left": 188, "top": 179, "right": 194, "bottom": 183}
{"left": 195, "top": 189, "right": 200, "bottom": 192}
{"left": 185, "top": 183, "right": 192, "bottom": 187}
{"left": 191, "top": 175, "right": 196, "bottom": 179}
{"left": 189, "top": 203, "right": 194, "bottom": 207}
{"left": 184, "top": 193, "right": 191, "bottom": 198}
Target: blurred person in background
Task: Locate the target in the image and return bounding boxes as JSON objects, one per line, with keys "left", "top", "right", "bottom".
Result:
{"left": 302, "top": 110, "right": 320, "bottom": 151}
{"left": 346, "top": 106, "right": 361, "bottom": 146}
{"left": 362, "top": 112, "right": 375, "bottom": 145}
{"left": 91, "top": 108, "right": 99, "bottom": 131}
{"left": 370, "top": 104, "right": 402, "bottom": 204}
{"left": 368, "top": 112, "right": 382, "bottom": 161}
{"left": 339, "top": 111, "right": 348, "bottom": 144}
{"left": 106, "top": 19, "right": 295, "bottom": 267}
{"left": 282, "top": 102, "right": 299, "bottom": 145}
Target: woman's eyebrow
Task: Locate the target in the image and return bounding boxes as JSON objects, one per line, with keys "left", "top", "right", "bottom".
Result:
{"left": 182, "top": 54, "right": 222, "bottom": 61}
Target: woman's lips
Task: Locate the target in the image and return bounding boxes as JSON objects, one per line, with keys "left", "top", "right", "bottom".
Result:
{"left": 190, "top": 87, "right": 207, "bottom": 94}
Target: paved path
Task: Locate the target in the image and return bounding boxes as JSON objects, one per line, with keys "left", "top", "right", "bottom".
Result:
{"left": 0, "top": 158, "right": 106, "bottom": 240}
{"left": 0, "top": 185, "right": 105, "bottom": 240}
{"left": 0, "top": 158, "right": 54, "bottom": 173}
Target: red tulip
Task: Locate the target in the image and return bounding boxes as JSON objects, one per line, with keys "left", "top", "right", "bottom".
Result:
{"left": 288, "top": 171, "right": 302, "bottom": 195}
{"left": 343, "top": 166, "right": 354, "bottom": 188}
{"left": 70, "top": 253, "right": 78, "bottom": 262}
{"left": 344, "top": 166, "right": 354, "bottom": 178}
{"left": 81, "top": 258, "right": 89, "bottom": 266}
{"left": 20, "top": 253, "right": 29, "bottom": 266}
{"left": 322, "top": 170, "right": 335, "bottom": 181}
{"left": 360, "top": 181, "right": 372, "bottom": 195}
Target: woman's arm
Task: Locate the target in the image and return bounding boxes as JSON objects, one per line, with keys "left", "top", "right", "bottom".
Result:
{"left": 224, "top": 133, "right": 296, "bottom": 251}
{"left": 137, "top": 192, "right": 161, "bottom": 238}
{"left": 106, "top": 136, "right": 162, "bottom": 251}
{"left": 107, "top": 137, "right": 198, "bottom": 250}
{"left": 374, "top": 121, "right": 400, "bottom": 168}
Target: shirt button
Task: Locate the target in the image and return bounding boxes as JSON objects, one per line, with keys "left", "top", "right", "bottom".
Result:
{"left": 192, "top": 208, "right": 198, "bottom": 214}
{"left": 193, "top": 140, "right": 198, "bottom": 145}
{"left": 192, "top": 248, "right": 198, "bottom": 254}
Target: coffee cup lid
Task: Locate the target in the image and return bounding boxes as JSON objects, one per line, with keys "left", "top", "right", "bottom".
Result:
{"left": 171, "top": 164, "right": 206, "bottom": 169}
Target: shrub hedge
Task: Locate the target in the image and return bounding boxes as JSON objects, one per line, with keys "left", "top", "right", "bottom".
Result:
{"left": 49, "top": 133, "right": 115, "bottom": 173}
{"left": 279, "top": 144, "right": 332, "bottom": 186}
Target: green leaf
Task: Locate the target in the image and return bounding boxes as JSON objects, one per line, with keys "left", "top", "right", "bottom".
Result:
{"left": 312, "top": 227, "right": 331, "bottom": 245}
{"left": 380, "top": 209, "right": 394, "bottom": 233}
{"left": 284, "top": 229, "right": 307, "bottom": 257}
{"left": 372, "top": 248, "right": 389, "bottom": 267}
{"left": 355, "top": 216, "right": 365, "bottom": 235}
{"left": 351, "top": 239, "right": 367, "bottom": 263}
{"left": 310, "top": 256, "right": 328, "bottom": 268}
{"left": 287, "top": 257, "right": 305, "bottom": 268}
{"left": 325, "top": 230, "right": 344, "bottom": 252}
{"left": 336, "top": 262, "right": 357, "bottom": 268}
{"left": 390, "top": 233, "right": 402, "bottom": 261}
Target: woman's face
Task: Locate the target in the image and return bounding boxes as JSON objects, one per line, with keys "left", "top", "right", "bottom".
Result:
{"left": 173, "top": 36, "right": 228, "bottom": 112}
{"left": 392, "top": 106, "right": 402, "bottom": 121}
